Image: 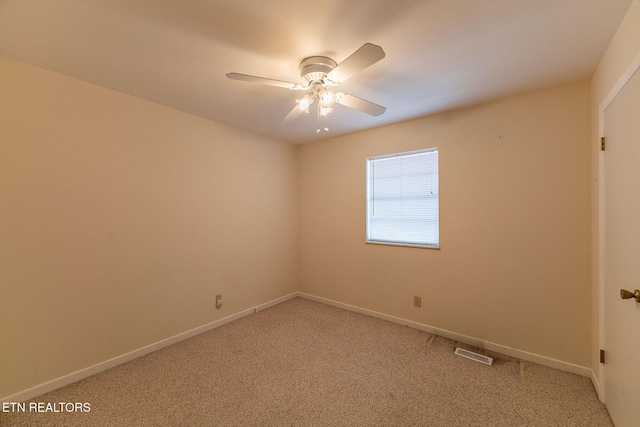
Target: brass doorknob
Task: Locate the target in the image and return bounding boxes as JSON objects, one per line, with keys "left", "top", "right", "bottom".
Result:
{"left": 620, "top": 289, "right": 640, "bottom": 302}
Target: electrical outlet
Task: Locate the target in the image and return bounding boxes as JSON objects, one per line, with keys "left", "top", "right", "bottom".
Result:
{"left": 413, "top": 296, "right": 422, "bottom": 308}
{"left": 216, "top": 294, "right": 223, "bottom": 309}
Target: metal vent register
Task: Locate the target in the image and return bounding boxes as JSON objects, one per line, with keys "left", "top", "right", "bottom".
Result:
{"left": 454, "top": 347, "right": 494, "bottom": 366}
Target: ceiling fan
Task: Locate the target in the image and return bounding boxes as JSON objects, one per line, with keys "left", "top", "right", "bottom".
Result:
{"left": 226, "top": 43, "right": 386, "bottom": 133}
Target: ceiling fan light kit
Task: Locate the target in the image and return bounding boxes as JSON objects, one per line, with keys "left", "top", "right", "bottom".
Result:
{"left": 226, "top": 43, "right": 386, "bottom": 134}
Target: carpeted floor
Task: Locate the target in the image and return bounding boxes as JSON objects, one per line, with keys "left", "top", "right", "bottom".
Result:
{"left": 1, "top": 297, "right": 612, "bottom": 426}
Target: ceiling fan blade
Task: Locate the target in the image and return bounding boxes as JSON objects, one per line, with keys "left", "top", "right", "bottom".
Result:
{"left": 226, "top": 73, "right": 297, "bottom": 89}
{"left": 282, "top": 104, "right": 304, "bottom": 123}
{"left": 327, "top": 43, "right": 385, "bottom": 84}
{"left": 336, "top": 93, "right": 386, "bottom": 116}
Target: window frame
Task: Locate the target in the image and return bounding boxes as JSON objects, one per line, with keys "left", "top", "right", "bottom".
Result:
{"left": 365, "top": 147, "right": 440, "bottom": 249}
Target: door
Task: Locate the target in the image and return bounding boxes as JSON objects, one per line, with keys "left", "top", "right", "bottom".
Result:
{"left": 603, "top": 66, "right": 640, "bottom": 426}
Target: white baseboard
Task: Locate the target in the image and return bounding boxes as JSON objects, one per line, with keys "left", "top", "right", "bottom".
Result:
{"left": 297, "top": 292, "right": 592, "bottom": 378}
{"left": 4, "top": 291, "right": 592, "bottom": 403}
{"left": 1, "top": 292, "right": 298, "bottom": 403}
{"left": 591, "top": 369, "right": 604, "bottom": 402}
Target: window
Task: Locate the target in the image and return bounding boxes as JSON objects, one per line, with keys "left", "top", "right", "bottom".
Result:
{"left": 366, "top": 148, "right": 439, "bottom": 248}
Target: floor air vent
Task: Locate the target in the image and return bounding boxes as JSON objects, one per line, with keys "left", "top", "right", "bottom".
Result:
{"left": 454, "top": 347, "right": 493, "bottom": 366}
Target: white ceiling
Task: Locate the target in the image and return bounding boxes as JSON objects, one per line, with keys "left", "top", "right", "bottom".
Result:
{"left": 0, "top": 0, "right": 633, "bottom": 143}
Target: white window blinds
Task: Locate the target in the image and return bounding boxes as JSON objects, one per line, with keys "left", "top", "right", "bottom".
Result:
{"left": 366, "top": 148, "right": 439, "bottom": 247}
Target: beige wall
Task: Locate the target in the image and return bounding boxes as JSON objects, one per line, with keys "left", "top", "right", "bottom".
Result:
{"left": 299, "top": 80, "right": 592, "bottom": 366}
{"left": 590, "top": 0, "right": 640, "bottom": 384}
{"left": 0, "top": 57, "right": 298, "bottom": 398}
{"left": 6, "top": 12, "right": 632, "bottom": 395}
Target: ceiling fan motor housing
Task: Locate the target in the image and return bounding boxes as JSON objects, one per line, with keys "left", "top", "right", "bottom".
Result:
{"left": 299, "top": 56, "right": 337, "bottom": 87}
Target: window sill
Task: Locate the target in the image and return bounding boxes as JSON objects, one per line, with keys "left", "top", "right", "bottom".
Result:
{"left": 365, "top": 241, "right": 440, "bottom": 250}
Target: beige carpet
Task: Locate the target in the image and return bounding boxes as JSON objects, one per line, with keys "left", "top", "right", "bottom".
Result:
{"left": 1, "top": 297, "right": 612, "bottom": 426}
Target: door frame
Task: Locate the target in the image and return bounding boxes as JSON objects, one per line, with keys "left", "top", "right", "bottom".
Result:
{"left": 597, "top": 49, "right": 640, "bottom": 403}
